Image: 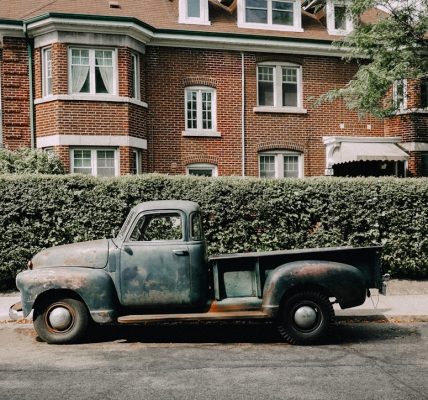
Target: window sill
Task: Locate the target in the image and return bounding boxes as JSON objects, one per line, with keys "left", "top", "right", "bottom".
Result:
{"left": 35, "top": 95, "right": 148, "bottom": 108}
{"left": 182, "top": 130, "right": 221, "bottom": 138}
{"left": 393, "top": 108, "right": 428, "bottom": 115}
{"left": 178, "top": 18, "right": 211, "bottom": 26}
{"left": 237, "top": 22, "right": 303, "bottom": 32}
{"left": 253, "top": 106, "right": 308, "bottom": 114}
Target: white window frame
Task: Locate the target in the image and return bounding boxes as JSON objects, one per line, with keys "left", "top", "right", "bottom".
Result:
{"left": 393, "top": 79, "right": 408, "bottom": 111}
{"left": 70, "top": 148, "right": 119, "bottom": 177}
{"left": 178, "top": 0, "right": 210, "bottom": 25}
{"left": 259, "top": 150, "right": 304, "bottom": 178}
{"left": 186, "top": 163, "right": 218, "bottom": 177}
{"left": 42, "top": 47, "right": 53, "bottom": 97}
{"left": 131, "top": 53, "right": 140, "bottom": 101}
{"left": 326, "top": 0, "right": 353, "bottom": 35}
{"left": 183, "top": 86, "right": 219, "bottom": 137}
{"left": 255, "top": 62, "right": 304, "bottom": 113}
{"left": 237, "top": 0, "right": 303, "bottom": 32}
{"left": 68, "top": 47, "right": 118, "bottom": 96}
{"left": 132, "top": 149, "right": 142, "bottom": 174}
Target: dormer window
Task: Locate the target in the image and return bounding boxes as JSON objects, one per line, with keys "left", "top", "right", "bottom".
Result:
{"left": 326, "top": 0, "right": 353, "bottom": 35}
{"left": 237, "top": 0, "right": 303, "bottom": 32}
{"left": 179, "top": 0, "right": 210, "bottom": 25}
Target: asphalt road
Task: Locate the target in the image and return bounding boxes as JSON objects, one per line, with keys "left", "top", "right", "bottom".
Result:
{"left": 0, "top": 321, "right": 427, "bottom": 400}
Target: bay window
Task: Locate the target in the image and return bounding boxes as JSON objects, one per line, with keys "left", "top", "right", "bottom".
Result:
{"left": 71, "top": 148, "right": 118, "bottom": 177}
{"left": 69, "top": 48, "right": 116, "bottom": 95}
{"left": 42, "top": 47, "right": 53, "bottom": 97}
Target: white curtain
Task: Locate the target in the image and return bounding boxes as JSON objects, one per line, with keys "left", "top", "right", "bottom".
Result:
{"left": 96, "top": 54, "right": 114, "bottom": 94}
{"left": 71, "top": 65, "right": 89, "bottom": 93}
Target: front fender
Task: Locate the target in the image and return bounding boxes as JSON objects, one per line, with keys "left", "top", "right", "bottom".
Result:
{"left": 16, "top": 267, "right": 119, "bottom": 324}
{"left": 262, "top": 261, "right": 366, "bottom": 317}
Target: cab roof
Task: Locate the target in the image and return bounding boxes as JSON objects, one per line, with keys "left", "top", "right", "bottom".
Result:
{"left": 131, "top": 200, "right": 200, "bottom": 215}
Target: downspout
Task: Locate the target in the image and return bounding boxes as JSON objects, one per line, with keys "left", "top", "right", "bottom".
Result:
{"left": 23, "top": 22, "right": 36, "bottom": 149}
{"left": 241, "top": 52, "right": 245, "bottom": 177}
{"left": 0, "top": 51, "right": 3, "bottom": 148}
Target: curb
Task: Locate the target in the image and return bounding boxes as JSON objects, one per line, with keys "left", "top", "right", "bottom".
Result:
{"left": 336, "top": 315, "right": 428, "bottom": 323}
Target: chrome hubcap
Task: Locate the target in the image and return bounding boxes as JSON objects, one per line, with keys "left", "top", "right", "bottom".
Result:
{"left": 48, "top": 307, "right": 72, "bottom": 330}
{"left": 294, "top": 306, "right": 318, "bottom": 330}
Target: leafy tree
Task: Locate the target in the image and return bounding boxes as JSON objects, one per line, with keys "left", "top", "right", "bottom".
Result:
{"left": 315, "top": 0, "right": 428, "bottom": 117}
{"left": 0, "top": 148, "right": 65, "bottom": 174}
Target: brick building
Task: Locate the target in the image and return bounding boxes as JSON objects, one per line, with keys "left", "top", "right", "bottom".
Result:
{"left": 0, "top": 0, "right": 426, "bottom": 177}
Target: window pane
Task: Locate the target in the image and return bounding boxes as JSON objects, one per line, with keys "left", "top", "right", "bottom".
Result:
{"left": 283, "top": 155, "right": 299, "bottom": 178}
{"left": 258, "top": 66, "right": 274, "bottom": 106}
{"left": 131, "top": 54, "right": 139, "bottom": 99}
{"left": 71, "top": 49, "right": 90, "bottom": 93}
{"left": 188, "top": 0, "right": 201, "bottom": 18}
{"left": 191, "top": 213, "right": 204, "bottom": 241}
{"left": 131, "top": 150, "right": 140, "bottom": 175}
{"left": 282, "top": 68, "right": 298, "bottom": 107}
{"left": 73, "top": 150, "right": 92, "bottom": 174}
{"left": 44, "top": 49, "right": 53, "bottom": 96}
{"left": 186, "top": 90, "right": 198, "bottom": 129}
{"left": 134, "top": 213, "right": 182, "bottom": 241}
{"left": 246, "top": 0, "right": 267, "bottom": 23}
{"left": 334, "top": 5, "right": 347, "bottom": 30}
{"left": 188, "top": 168, "right": 213, "bottom": 177}
{"left": 272, "top": 1, "right": 294, "bottom": 25}
{"left": 202, "top": 91, "right": 212, "bottom": 130}
{"left": 422, "top": 154, "right": 428, "bottom": 177}
{"left": 394, "top": 81, "right": 405, "bottom": 109}
{"left": 260, "top": 155, "right": 276, "bottom": 178}
{"left": 96, "top": 150, "right": 115, "bottom": 177}
{"left": 95, "top": 50, "right": 114, "bottom": 94}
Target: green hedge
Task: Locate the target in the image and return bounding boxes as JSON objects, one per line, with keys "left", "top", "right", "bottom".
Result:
{"left": 0, "top": 174, "right": 427, "bottom": 288}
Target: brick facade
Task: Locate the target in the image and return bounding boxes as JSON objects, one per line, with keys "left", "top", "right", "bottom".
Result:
{"left": 0, "top": 7, "right": 426, "bottom": 177}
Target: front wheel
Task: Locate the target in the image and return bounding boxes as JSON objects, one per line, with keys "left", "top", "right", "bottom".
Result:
{"left": 33, "top": 297, "right": 89, "bottom": 344}
{"left": 277, "top": 291, "right": 334, "bottom": 345}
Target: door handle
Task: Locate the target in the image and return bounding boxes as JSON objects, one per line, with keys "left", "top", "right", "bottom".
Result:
{"left": 173, "top": 249, "right": 189, "bottom": 256}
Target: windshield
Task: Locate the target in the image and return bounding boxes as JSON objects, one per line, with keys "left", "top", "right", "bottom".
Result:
{"left": 116, "top": 210, "right": 135, "bottom": 240}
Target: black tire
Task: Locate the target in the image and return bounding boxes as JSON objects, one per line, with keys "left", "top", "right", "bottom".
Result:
{"left": 277, "top": 290, "right": 334, "bottom": 345}
{"left": 33, "top": 297, "right": 89, "bottom": 344}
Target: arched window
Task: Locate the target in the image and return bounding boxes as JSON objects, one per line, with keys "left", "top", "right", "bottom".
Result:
{"left": 186, "top": 163, "right": 218, "bottom": 177}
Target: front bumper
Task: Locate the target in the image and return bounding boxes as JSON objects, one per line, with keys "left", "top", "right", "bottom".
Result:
{"left": 9, "top": 302, "right": 23, "bottom": 321}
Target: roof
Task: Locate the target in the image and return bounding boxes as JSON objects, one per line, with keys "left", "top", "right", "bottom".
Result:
{"left": 0, "top": 0, "right": 387, "bottom": 43}
{"left": 131, "top": 200, "right": 200, "bottom": 215}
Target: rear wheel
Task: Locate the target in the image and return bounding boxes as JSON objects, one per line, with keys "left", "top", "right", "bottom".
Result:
{"left": 33, "top": 297, "right": 89, "bottom": 344}
{"left": 277, "top": 291, "right": 334, "bottom": 345}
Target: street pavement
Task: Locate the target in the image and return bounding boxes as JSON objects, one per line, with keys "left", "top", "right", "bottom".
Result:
{"left": 1, "top": 279, "right": 427, "bottom": 323}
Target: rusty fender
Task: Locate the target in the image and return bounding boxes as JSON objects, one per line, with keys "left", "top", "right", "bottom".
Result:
{"left": 262, "top": 260, "right": 366, "bottom": 317}
{"left": 16, "top": 267, "right": 118, "bottom": 324}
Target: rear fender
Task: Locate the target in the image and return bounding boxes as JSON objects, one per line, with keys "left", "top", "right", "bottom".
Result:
{"left": 262, "top": 261, "right": 366, "bottom": 317}
{"left": 16, "top": 267, "right": 119, "bottom": 324}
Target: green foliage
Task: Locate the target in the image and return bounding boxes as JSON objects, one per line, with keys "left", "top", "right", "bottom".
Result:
{"left": 0, "top": 174, "right": 427, "bottom": 288}
{"left": 0, "top": 148, "right": 65, "bottom": 175}
{"left": 315, "top": 0, "right": 428, "bottom": 117}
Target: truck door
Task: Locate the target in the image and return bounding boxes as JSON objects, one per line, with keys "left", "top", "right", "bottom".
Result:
{"left": 119, "top": 211, "right": 192, "bottom": 308}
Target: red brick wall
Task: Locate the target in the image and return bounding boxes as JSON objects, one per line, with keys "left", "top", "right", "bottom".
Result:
{"left": 1, "top": 37, "right": 31, "bottom": 149}
{"left": 145, "top": 47, "right": 384, "bottom": 177}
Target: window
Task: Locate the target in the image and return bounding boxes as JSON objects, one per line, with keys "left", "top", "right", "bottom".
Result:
{"left": 42, "top": 48, "right": 53, "bottom": 97}
{"left": 130, "top": 53, "right": 140, "bottom": 100}
{"left": 130, "top": 213, "right": 183, "bottom": 242}
{"left": 179, "top": 0, "right": 210, "bottom": 25}
{"left": 259, "top": 151, "right": 303, "bottom": 178}
{"left": 131, "top": 149, "right": 142, "bottom": 175}
{"left": 71, "top": 148, "right": 118, "bottom": 177}
{"left": 393, "top": 79, "right": 407, "bottom": 110}
{"left": 422, "top": 154, "right": 428, "bottom": 177}
{"left": 421, "top": 79, "right": 428, "bottom": 108}
{"left": 257, "top": 63, "right": 302, "bottom": 110}
{"left": 186, "top": 163, "right": 218, "bottom": 177}
{"left": 190, "top": 212, "right": 204, "bottom": 241}
{"left": 69, "top": 48, "right": 116, "bottom": 95}
{"left": 326, "top": 1, "right": 353, "bottom": 35}
{"left": 185, "top": 87, "right": 217, "bottom": 134}
{"left": 238, "top": 0, "right": 302, "bottom": 31}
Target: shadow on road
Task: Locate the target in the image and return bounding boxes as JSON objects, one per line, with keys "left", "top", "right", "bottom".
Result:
{"left": 79, "top": 319, "right": 421, "bottom": 346}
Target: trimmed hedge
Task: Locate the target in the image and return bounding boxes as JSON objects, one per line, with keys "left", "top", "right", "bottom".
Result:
{"left": 0, "top": 174, "right": 427, "bottom": 288}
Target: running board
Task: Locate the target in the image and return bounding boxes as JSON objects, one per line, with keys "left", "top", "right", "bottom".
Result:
{"left": 117, "top": 311, "right": 270, "bottom": 324}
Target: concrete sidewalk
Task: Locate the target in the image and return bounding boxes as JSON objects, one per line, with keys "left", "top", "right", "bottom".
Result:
{"left": 1, "top": 281, "right": 427, "bottom": 323}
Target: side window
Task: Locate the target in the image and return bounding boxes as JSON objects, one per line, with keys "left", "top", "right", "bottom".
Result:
{"left": 190, "top": 213, "right": 204, "bottom": 241}
{"left": 130, "top": 213, "right": 183, "bottom": 242}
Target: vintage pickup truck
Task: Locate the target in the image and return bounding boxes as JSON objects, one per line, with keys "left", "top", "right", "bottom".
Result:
{"left": 13, "top": 200, "right": 386, "bottom": 345}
